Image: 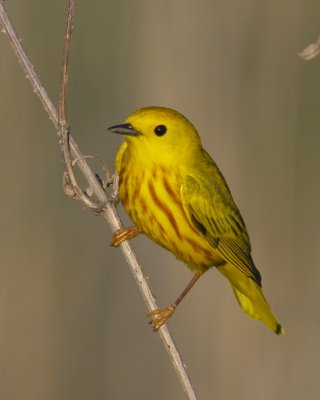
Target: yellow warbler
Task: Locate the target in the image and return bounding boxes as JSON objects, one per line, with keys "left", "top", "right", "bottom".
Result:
{"left": 109, "top": 107, "right": 284, "bottom": 335}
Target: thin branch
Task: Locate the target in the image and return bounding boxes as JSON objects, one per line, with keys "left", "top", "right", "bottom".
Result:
{"left": 0, "top": 1, "right": 198, "bottom": 399}
{"left": 0, "top": 3, "right": 58, "bottom": 129}
{"left": 59, "top": 0, "right": 74, "bottom": 127}
{"left": 299, "top": 33, "right": 320, "bottom": 60}
{"left": 58, "top": 0, "right": 105, "bottom": 211}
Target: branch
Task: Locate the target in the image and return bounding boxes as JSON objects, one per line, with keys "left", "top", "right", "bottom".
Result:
{"left": 0, "top": 2, "right": 198, "bottom": 399}
{"left": 299, "top": 33, "right": 320, "bottom": 60}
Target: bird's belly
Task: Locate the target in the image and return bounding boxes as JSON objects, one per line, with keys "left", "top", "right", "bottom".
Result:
{"left": 119, "top": 168, "right": 223, "bottom": 272}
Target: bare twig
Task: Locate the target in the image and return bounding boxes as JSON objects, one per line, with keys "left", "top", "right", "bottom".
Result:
{"left": 58, "top": 0, "right": 80, "bottom": 202}
{"left": 59, "top": 0, "right": 74, "bottom": 127}
{"left": 58, "top": 0, "right": 106, "bottom": 211}
{"left": 299, "top": 33, "right": 320, "bottom": 60}
{"left": 0, "top": 1, "right": 198, "bottom": 399}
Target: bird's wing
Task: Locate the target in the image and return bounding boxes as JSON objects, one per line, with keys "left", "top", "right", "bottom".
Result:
{"left": 181, "top": 173, "right": 261, "bottom": 285}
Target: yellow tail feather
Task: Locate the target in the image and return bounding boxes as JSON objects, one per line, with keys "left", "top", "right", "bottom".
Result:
{"left": 218, "top": 264, "right": 284, "bottom": 335}
{"left": 232, "top": 286, "right": 284, "bottom": 335}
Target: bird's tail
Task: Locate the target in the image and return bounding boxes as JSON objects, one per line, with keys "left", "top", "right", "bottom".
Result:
{"left": 232, "top": 285, "right": 284, "bottom": 335}
{"left": 218, "top": 264, "right": 284, "bottom": 335}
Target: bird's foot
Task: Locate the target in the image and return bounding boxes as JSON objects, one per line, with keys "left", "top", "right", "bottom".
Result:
{"left": 146, "top": 305, "right": 176, "bottom": 331}
{"left": 111, "top": 226, "right": 140, "bottom": 246}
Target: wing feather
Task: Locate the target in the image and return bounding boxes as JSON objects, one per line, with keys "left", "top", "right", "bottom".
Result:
{"left": 181, "top": 173, "right": 261, "bottom": 285}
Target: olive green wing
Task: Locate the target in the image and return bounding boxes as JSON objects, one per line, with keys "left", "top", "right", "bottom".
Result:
{"left": 181, "top": 173, "right": 261, "bottom": 285}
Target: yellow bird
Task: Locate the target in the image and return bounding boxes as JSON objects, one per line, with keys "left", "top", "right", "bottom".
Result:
{"left": 109, "top": 107, "right": 284, "bottom": 335}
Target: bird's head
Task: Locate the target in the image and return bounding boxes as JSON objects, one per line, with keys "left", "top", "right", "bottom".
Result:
{"left": 108, "top": 107, "right": 202, "bottom": 162}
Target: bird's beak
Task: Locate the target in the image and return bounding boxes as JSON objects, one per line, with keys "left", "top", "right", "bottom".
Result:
{"left": 108, "top": 123, "right": 139, "bottom": 136}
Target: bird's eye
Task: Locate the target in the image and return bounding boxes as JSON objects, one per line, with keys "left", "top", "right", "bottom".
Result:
{"left": 154, "top": 125, "right": 167, "bottom": 136}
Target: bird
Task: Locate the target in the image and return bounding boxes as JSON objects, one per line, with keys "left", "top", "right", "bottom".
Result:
{"left": 108, "top": 106, "right": 284, "bottom": 335}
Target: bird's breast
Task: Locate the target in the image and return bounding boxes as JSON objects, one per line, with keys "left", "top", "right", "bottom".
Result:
{"left": 118, "top": 160, "right": 222, "bottom": 272}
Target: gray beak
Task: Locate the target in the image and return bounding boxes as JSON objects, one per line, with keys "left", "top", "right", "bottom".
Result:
{"left": 108, "top": 123, "right": 139, "bottom": 136}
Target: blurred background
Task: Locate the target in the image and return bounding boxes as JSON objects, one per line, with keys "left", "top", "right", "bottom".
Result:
{"left": 0, "top": 1, "right": 320, "bottom": 399}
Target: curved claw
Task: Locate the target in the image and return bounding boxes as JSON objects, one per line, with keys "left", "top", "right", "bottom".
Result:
{"left": 111, "top": 226, "right": 140, "bottom": 247}
{"left": 146, "top": 305, "right": 176, "bottom": 331}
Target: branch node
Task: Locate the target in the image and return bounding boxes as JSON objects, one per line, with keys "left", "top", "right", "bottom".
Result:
{"left": 62, "top": 170, "right": 78, "bottom": 199}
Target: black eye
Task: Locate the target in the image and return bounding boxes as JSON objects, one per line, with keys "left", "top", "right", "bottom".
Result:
{"left": 154, "top": 125, "right": 167, "bottom": 136}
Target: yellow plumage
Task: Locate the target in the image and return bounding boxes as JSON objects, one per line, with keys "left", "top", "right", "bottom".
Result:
{"left": 109, "top": 106, "right": 284, "bottom": 335}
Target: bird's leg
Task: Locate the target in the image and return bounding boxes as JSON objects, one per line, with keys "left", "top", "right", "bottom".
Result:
{"left": 146, "top": 272, "right": 203, "bottom": 331}
{"left": 111, "top": 226, "right": 140, "bottom": 246}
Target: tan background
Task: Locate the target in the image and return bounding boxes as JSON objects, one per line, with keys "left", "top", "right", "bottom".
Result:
{"left": 1, "top": 1, "right": 320, "bottom": 399}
